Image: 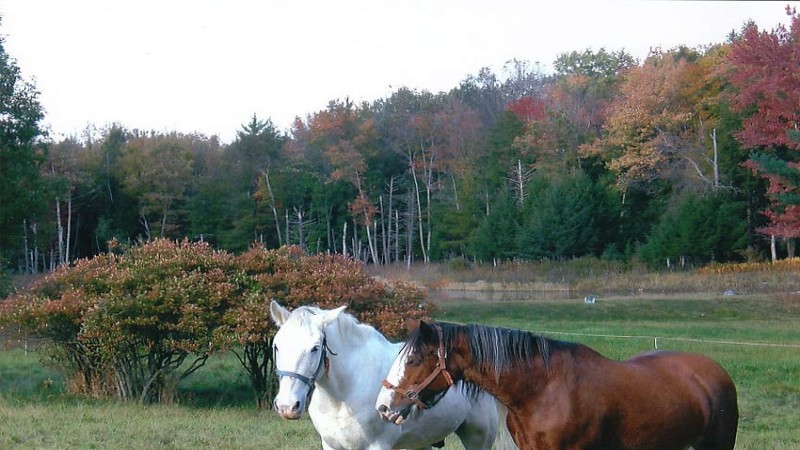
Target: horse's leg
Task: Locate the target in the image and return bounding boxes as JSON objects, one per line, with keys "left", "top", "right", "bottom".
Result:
{"left": 693, "top": 413, "right": 738, "bottom": 450}
{"left": 453, "top": 397, "right": 502, "bottom": 450}
{"left": 454, "top": 420, "right": 494, "bottom": 450}
{"left": 693, "top": 390, "right": 739, "bottom": 450}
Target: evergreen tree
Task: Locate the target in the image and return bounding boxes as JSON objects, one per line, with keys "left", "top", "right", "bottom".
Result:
{"left": 517, "top": 170, "right": 612, "bottom": 259}
{"left": 639, "top": 191, "right": 747, "bottom": 267}
{"left": 469, "top": 190, "right": 520, "bottom": 262}
{"left": 0, "top": 23, "right": 48, "bottom": 270}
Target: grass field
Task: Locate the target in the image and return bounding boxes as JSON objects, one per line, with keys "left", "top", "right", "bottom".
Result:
{"left": 1, "top": 293, "right": 798, "bottom": 449}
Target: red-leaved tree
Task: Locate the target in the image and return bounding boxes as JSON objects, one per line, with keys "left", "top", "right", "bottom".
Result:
{"left": 728, "top": 6, "right": 800, "bottom": 256}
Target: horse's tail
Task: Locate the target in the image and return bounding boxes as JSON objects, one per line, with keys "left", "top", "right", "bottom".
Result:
{"left": 696, "top": 365, "right": 739, "bottom": 450}
{"left": 494, "top": 401, "right": 518, "bottom": 450}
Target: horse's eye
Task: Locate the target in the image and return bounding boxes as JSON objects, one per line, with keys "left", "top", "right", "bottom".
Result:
{"left": 311, "top": 345, "right": 320, "bottom": 353}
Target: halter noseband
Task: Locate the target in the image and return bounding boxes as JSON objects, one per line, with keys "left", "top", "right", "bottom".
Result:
{"left": 382, "top": 324, "right": 454, "bottom": 409}
{"left": 275, "top": 335, "right": 332, "bottom": 390}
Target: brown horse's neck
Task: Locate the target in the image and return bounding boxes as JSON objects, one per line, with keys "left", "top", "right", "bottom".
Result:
{"left": 448, "top": 337, "right": 556, "bottom": 409}
{"left": 462, "top": 360, "right": 549, "bottom": 408}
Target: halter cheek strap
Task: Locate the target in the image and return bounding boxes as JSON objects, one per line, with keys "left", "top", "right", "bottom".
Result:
{"left": 382, "top": 324, "right": 454, "bottom": 409}
{"left": 275, "top": 336, "right": 331, "bottom": 390}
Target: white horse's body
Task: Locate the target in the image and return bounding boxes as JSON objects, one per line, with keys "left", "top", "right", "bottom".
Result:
{"left": 270, "top": 301, "right": 512, "bottom": 450}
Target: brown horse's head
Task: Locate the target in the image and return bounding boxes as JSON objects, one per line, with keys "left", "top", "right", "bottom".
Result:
{"left": 376, "top": 320, "right": 460, "bottom": 424}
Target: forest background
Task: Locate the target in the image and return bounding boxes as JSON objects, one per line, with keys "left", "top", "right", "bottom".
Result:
{"left": 2, "top": 7, "right": 800, "bottom": 296}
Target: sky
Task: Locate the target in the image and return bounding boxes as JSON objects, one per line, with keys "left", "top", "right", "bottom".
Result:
{"left": 1, "top": 1, "right": 797, "bottom": 144}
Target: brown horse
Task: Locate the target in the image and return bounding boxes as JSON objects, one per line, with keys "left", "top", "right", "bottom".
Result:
{"left": 376, "top": 321, "right": 738, "bottom": 450}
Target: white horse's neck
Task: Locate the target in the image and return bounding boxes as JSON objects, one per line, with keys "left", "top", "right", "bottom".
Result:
{"left": 316, "top": 315, "right": 399, "bottom": 402}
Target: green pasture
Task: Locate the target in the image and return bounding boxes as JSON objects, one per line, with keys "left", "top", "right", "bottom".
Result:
{"left": 1, "top": 294, "right": 798, "bottom": 449}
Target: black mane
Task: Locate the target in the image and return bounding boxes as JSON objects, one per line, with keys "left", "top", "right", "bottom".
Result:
{"left": 406, "top": 321, "right": 574, "bottom": 383}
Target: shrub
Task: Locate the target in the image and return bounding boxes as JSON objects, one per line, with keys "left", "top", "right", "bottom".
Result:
{"left": 220, "top": 245, "right": 430, "bottom": 408}
{"left": 2, "top": 241, "right": 432, "bottom": 408}
{"left": 2, "top": 240, "right": 241, "bottom": 403}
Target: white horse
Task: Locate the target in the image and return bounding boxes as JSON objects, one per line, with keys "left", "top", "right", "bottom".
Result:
{"left": 270, "top": 300, "right": 513, "bottom": 450}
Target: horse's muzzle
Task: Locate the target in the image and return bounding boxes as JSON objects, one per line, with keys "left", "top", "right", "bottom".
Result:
{"left": 376, "top": 403, "right": 410, "bottom": 425}
{"left": 275, "top": 399, "right": 304, "bottom": 420}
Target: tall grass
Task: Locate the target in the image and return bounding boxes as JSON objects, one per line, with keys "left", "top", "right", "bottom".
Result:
{"left": 371, "top": 258, "right": 800, "bottom": 295}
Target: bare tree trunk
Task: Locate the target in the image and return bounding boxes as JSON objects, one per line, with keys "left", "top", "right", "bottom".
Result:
{"left": 326, "top": 206, "right": 334, "bottom": 253}
{"left": 351, "top": 171, "right": 379, "bottom": 264}
{"left": 406, "top": 191, "right": 415, "bottom": 268}
{"left": 394, "top": 209, "right": 400, "bottom": 264}
{"left": 379, "top": 195, "right": 387, "bottom": 264}
{"left": 410, "top": 161, "right": 428, "bottom": 264}
{"left": 364, "top": 220, "right": 378, "bottom": 264}
{"left": 30, "top": 222, "right": 39, "bottom": 273}
{"left": 262, "top": 169, "right": 283, "bottom": 246}
{"left": 423, "top": 158, "right": 433, "bottom": 265}
{"left": 509, "top": 159, "right": 533, "bottom": 206}
{"left": 66, "top": 191, "right": 72, "bottom": 263}
{"left": 160, "top": 208, "right": 167, "bottom": 238}
{"left": 373, "top": 221, "right": 379, "bottom": 263}
{"left": 386, "top": 176, "right": 396, "bottom": 263}
{"left": 451, "top": 174, "right": 460, "bottom": 211}
{"left": 342, "top": 222, "right": 348, "bottom": 258}
{"left": 293, "top": 207, "right": 306, "bottom": 250}
{"left": 23, "top": 220, "right": 30, "bottom": 274}
{"left": 285, "top": 210, "right": 290, "bottom": 246}
{"left": 141, "top": 210, "right": 152, "bottom": 241}
{"left": 711, "top": 128, "right": 720, "bottom": 189}
{"left": 56, "top": 197, "right": 65, "bottom": 266}
{"left": 787, "top": 238, "right": 795, "bottom": 259}
{"left": 770, "top": 234, "right": 778, "bottom": 262}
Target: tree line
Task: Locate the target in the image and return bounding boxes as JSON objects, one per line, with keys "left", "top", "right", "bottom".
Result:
{"left": 2, "top": 7, "right": 799, "bottom": 285}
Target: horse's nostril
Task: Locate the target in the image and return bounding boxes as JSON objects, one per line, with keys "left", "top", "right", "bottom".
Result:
{"left": 292, "top": 401, "right": 301, "bottom": 412}
{"left": 378, "top": 404, "right": 388, "bottom": 413}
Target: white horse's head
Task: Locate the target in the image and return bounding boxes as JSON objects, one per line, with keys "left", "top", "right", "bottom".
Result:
{"left": 269, "top": 300, "right": 346, "bottom": 419}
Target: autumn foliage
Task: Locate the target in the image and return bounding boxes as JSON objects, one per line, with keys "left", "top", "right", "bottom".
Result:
{"left": 0, "top": 240, "right": 429, "bottom": 406}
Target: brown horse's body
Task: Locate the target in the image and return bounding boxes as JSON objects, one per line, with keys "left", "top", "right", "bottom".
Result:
{"left": 377, "top": 322, "right": 738, "bottom": 450}
{"left": 488, "top": 346, "right": 737, "bottom": 449}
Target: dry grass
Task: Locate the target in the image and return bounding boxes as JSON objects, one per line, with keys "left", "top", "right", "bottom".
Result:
{"left": 370, "top": 258, "right": 800, "bottom": 297}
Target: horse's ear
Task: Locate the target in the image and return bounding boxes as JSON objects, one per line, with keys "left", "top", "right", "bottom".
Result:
{"left": 320, "top": 304, "right": 347, "bottom": 326}
{"left": 404, "top": 318, "right": 421, "bottom": 332}
{"left": 270, "top": 299, "right": 291, "bottom": 327}
{"left": 418, "top": 320, "right": 436, "bottom": 342}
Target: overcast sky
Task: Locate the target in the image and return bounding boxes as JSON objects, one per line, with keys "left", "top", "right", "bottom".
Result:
{"left": 2, "top": 1, "right": 797, "bottom": 144}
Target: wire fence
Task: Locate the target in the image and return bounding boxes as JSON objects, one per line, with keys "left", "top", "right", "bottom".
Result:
{"left": 533, "top": 330, "right": 800, "bottom": 350}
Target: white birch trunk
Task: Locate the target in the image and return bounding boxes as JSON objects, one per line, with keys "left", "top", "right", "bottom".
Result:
{"left": 66, "top": 191, "right": 72, "bottom": 263}
{"left": 770, "top": 234, "right": 778, "bottom": 262}
{"left": 262, "top": 169, "right": 283, "bottom": 246}
{"left": 56, "top": 198, "right": 65, "bottom": 266}
{"left": 342, "top": 222, "right": 348, "bottom": 258}
{"left": 410, "top": 160, "right": 428, "bottom": 264}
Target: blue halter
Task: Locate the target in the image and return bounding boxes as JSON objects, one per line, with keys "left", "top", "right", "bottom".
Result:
{"left": 275, "top": 335, "right": 333, "bottom": 389}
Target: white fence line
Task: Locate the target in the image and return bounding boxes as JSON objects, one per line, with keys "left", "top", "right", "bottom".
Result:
{"left": 533, "top": 330, "right": 800, "bottom": 350}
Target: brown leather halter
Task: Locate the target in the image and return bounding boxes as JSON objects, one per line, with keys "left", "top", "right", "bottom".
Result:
{"left": 382, "top": 324, "right": 454, "bottom": 409}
